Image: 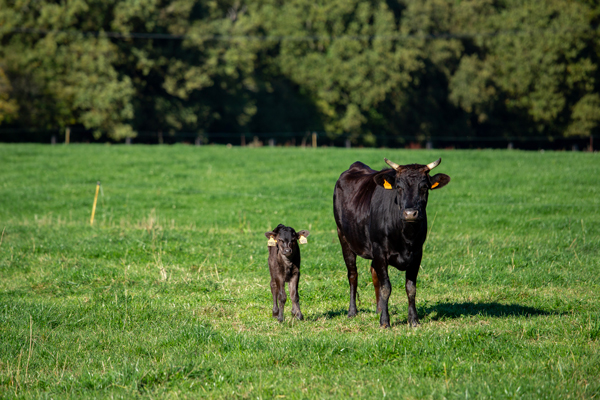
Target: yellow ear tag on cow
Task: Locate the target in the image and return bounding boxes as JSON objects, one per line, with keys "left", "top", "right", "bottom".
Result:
{"left": 268, "top": 236, "right": 277, "bottom": 247}
{"left": 299, "top": 235, "right": 308, "bottom": 244}
{"left": 431, "top": 182, "right": 439, "bottom": 189}
{"left": 383, "top": 179, "right": 393, "bottom": 189}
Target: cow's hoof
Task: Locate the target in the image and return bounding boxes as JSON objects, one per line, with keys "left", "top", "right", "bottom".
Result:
{"left": 347, "top": 310, "right": 357, "bottom": 318}
{"left": 380, "top": 323, "right": 390, "bottom": 329}
{"left": 295, "top": 313, "right": 304, "bottom": 321}
{"left": 408, "top": 320, "right": 420, "bottom": 327}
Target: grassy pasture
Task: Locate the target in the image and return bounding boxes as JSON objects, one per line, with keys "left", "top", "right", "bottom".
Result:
{"left": 0, "top": 144, "right": 599, "bottom": 399}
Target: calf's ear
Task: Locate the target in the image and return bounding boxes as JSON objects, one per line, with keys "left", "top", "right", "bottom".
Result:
{"left": 297, "top": 230, "right": 310, "bottom": 238}
{"left": 430, "top": 173, "right": 451, "bottom": 189}
{"left": 265, "top": 231, "right": 276, "bottom": 238}
{"left": 373, "top": 170, "right": 396, "bottom": 189}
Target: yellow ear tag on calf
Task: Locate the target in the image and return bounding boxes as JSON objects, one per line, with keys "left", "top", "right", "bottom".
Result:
{"left": 431, "top": 182, "right": 439, "bottom": 189}
{"left": 383, "top": 179, "right": 393, "bottom": 189}
{"left": 267, "top": 236, "right": 277, "bottom": 247}
{"left": 299, "top": 235, "right": 308, "bottom": 244}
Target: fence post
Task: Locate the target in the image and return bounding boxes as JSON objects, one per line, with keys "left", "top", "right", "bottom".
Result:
{"left": 312, "top": 132, "right": 317, "bottom": 148}
{"left": 65, "top": 127, "right": 70, "bottom": 145}
{"left": 90, "top": 181, "right": 101, "bottom": 226}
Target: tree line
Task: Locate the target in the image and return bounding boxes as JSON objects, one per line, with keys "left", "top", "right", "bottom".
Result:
{"left": 1, "top": 0, "right": 599, "bottom": 146}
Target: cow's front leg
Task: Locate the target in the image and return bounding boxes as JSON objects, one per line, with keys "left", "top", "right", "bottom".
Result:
{"left": 288, "top": 273, "right": 303, "bottom": 320}
{"left": 405, "top": 269, "right": 420, "bottom": 327}
{"left": 373, "top": 258, "right": 391, "bottom": 328}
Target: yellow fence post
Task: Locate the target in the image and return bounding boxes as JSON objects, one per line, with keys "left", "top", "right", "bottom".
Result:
{"left": 90, "top": 181, "right": 100, "bottom": 226}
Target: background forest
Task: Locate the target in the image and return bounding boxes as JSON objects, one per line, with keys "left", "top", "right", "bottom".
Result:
{"left": 1, "top": 0, "right": 599, "bottom": 147}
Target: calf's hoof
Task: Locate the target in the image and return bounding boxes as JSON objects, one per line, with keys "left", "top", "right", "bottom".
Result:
{"left": 294, "top": 312, "right": 304, "bottom": 321}
{"left": 347, "top": 308, "right": 357, "bottom": 318}
{"left": 380, "top": 323, "right": 390, "bottom": 329}
{"left": 408, "top": 319, "right": 420, "bottom": 327}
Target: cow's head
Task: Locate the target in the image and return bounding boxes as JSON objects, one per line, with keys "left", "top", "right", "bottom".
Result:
{"left": 265, "top": 224, "right": 310, "bottom": 257}
{"left": 374, "top": 158, "right": 450, "bottom": 222}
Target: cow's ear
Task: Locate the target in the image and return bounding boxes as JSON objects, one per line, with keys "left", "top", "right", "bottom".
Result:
{"left": 297, "top": 230, "right": 310, "bottom": 238}
{"left": 373, "top": 170, "right": 396, "bottom": 190}
{"left": 430, "top": 174, "right": 450, "bottom": 189}
{"left": 265, "top": 231, "right": 276, "bottom": 239}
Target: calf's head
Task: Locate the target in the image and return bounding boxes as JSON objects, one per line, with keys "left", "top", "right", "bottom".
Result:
{"left": 374, "top": 158, "right": 450, "bottom": 222}
{"left": 265, "top": 224, "right": 310, "bottom": 257}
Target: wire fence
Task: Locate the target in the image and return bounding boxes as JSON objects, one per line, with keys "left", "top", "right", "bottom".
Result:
{"left": 0, "top": 128, "right": 595, "bottom": 151}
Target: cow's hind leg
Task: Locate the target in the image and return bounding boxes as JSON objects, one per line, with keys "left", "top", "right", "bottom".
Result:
{"left": 372, "top": 257, "right": 392, "bottom": 328}
{"left": 338, "top": 229, "right": 358, "bottom": 317}
{"left": 406, "top": 269, "right": 420, "bottom": 327}
{"left": 370, "top": 265, "right": 382, "bottom": 313}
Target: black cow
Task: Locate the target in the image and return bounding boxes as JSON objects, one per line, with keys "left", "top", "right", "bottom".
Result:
{"left": 333, "top": 158, "right": 450, "bottom": 328}
{"left": 264, "top": 224, "right": 310, "bottom": 322}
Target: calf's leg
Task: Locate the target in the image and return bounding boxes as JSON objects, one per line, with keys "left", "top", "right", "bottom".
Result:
{"left": 276, "top": 279, "right": 287, "bottom": 322}
{"left": 288, "top": 273, "right": 303, "bottom": 320}
{"left": 270, "top": 278, "right": 279, "bottom": 318}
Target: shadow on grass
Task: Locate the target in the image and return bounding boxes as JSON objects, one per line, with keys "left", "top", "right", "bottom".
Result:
{"left": 307, "top": 308, "right": 375, "bottom": 321}
{"left": 307, "top": 302, "right": 559, "bottom": 325}
{"left": 421, "top": 301, "right": 559, "bottom": 321}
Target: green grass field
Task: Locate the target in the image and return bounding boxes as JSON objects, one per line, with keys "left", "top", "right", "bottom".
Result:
{"left": 1, "top": 144, "right": 599, "bottom": 399}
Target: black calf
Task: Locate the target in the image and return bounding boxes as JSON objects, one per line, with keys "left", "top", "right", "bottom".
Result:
{"left": 264, "top": 224, "right": 310, "bottom": 322}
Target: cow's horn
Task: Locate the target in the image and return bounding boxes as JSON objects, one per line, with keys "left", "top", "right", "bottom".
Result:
{"left": 384, "top": 158, "right": 400, "bottom": 170}
{"left": 426, "top": 158, "right": 441, "bottom": 171}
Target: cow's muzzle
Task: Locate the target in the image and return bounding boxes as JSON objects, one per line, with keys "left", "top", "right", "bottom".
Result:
{"left": 403, "top": 209, "right": 419, "bottom": 222}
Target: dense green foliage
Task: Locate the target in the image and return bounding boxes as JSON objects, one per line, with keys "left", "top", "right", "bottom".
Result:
{"left": 0, "top": 144, "right": 599, "bottom": 398}
{"left": 1, "top": 0, "right": 599, "bottom": 144}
